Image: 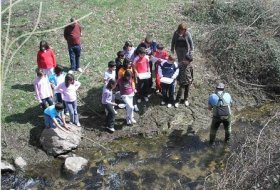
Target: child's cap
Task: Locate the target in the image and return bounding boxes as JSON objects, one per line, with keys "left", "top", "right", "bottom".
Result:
{"left": 156, "top": 43, "right": 164, "bottom": 50}
{"left": 117, "top": 51, "right": 125, "bottom": 57}
{"left": 108, "top": 61, "right": 116, "bottom": 68}
{"left": 145, "top": 33, "right": 153, "bottom": 43}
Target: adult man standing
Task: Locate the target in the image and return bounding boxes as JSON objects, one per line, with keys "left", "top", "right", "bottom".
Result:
{"left": 208, "top": 83, "right": 233, "bottom": 145}
{"left": 64, "top": 18, "right": 82, "bottom": 74}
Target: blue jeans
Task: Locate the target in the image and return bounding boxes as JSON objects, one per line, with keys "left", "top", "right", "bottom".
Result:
{"left": 44, "top": 114, "right": 63, "bottom": 128}
{"left": 161, "top": 82, "right": 175, "bottom": 104}
{"left": 68, "top": 45, "right": 81, "bottom": 70}
{"left": 41, "top": 97, "right": 54, "bottom": 110}
{"left": 65, "top": 100, "right": 79, "bottom": 124}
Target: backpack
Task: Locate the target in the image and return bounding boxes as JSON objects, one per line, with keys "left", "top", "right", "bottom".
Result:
{"left": 213, "top": 92, "right": 230, "bottom": 117}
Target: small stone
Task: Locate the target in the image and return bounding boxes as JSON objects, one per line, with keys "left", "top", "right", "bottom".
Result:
{"left": 1, "top": 161, "right": 15, "bottom": 172}
{"left": 64, "top": 157, "right": 88, "bottom": 175}
{"left": 14, "top": 157, "right": 27, "bottom": 170}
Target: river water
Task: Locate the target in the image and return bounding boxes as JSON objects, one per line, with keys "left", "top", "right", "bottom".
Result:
{"left": 2, "top": 126, "right": 236, "bottom": 190}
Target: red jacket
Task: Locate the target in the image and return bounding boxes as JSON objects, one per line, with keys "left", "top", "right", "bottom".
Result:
{"left": 37, "top": 49, "right": 57, "bottom": 69}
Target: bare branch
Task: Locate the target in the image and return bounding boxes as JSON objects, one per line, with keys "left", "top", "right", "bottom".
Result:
{"left": 3, "top": 2, "right": 43, "bottom": 86}
{"left": 1, "top": 0, "right": 24, "bottom": 15}
{"left": 255, "top": 111, "right": 279, "bottom": 163}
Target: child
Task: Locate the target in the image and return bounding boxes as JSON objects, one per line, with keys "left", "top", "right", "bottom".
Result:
{"left": 102, "top": 79, "right": 118, "bottom": 132}
{"left": 48, "top": 65, "right": 69, "bottom": 115}
{"left": 123, "top": 41, "right": 136, "bottom": 61}
{"left": 115, "top": 51, "right": 125, "bottom": 80}
{"left": 175, "top": 54, "right": 193, "bottom": 107}
{"left": 158, "top": 54, "right": 179, "bottom": 108}
{"left": 118, "top": 58, "right": 139, "bottom": 112}
{"left": 104, "top": 61, "right": 117, "bottom": 84}
{"left": 37, "top": 40, "right": 57, "bottom": 76}
{"left": 44, "top": 102, "right": 69, "bottom": 130}
{"left": 133, "top": 47, "right": 151, "bottom": 103}
{"left": 152, "top": 43, "right": 168, "bottom": 92}
{"left": 55, "top": 74, "right": 81, "bottom": 126}
{"left": 33, "top": 68, "right": 54, "bottom": 110}
{"left": 118, "top": 70, "right": 137, "bottom": 125}
{"left": 136, "top": 34, "right": 157, "bottom": 88}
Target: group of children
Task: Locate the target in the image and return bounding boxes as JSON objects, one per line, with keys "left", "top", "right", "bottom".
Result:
{"left": 102, "top": 36, "right": 194, "bottom": 132}
{"left": 34, "top": 61, "right": 81, "bottom": 130}
{"left": 34, "top": 35, "right": 193, "bottom": 133}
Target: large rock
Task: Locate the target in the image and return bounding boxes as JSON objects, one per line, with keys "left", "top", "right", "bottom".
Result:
{"left": 64, "top": 156, "right": 88, "bottom": 175}
{"left": 14, "top": 157, "right": 27, "bottom": 170}
{"left": 40, "top": 125, "right": 82, "bottom": 156}
{"left": 1, "top": 161, "right": 15, "bottom": 172}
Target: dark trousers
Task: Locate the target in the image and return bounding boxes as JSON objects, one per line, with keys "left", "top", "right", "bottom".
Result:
{"left": 137, "top": 78, "right": 150, "bottom": 98}
{"left": 161, "top": 82, "right": 175, "bottom": 104}
{"left": 68, "top": 45, "right": 81, "bottom": 70}
{"left": 104, "top": 104, "right": 115, "bottom": 129}
{"left": 176, "top": 84, "right": 190, "bottom": 102}
{"left": 55, "top": 93, "right": 68, "bottom": 113}
{"left": 209, "top": 116, "right": 231, "bottom": 144}
{"left": 41, "top": 97, "right": 53, "bottom": 110}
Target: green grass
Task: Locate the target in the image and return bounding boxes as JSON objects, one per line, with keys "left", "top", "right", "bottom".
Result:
{"left": 1, "top": 0, "right": 184, "bottom": 159}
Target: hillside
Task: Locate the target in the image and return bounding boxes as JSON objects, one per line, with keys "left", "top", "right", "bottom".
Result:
{"left": 1, "top": 0, "right": 280, "bottom": 189}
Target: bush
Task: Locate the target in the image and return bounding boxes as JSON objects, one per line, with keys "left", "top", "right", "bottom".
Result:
{"left": 185, "top": 0, "right": 280, "bottom": 29}
{"left": 202, "top": 26, "right": 280, "bottom": 85}
{"left": 186, "top": 0, "right": 280, "bottom": 88}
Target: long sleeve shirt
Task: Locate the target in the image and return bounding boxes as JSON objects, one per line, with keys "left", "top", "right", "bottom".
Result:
{"left": 33, "top": 76, "right": 53, "bottom": 103}
{"left": 64, "top": 23, "right": 82, "bottom": 47}
{"left": 55, "top": 81, "right": 81, "bottom": 102}
{"left": 158, "top": 61, "right": 179, "bottom": 79}
{"left": 37, "top": 49, "right": 57, "bottom": 69}
{"left": 102, "top": 88, "right": 113, "bottom": 104}
{"left": 171, "top": 31, "right": 194, "bottom": 52}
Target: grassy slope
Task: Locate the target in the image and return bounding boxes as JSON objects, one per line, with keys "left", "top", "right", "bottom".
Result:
{"left": 1, "top": 0, "right": 190, "bottom": 160}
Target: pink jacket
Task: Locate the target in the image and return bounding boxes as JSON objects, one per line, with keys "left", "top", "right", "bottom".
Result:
{"left": 55, "top": 81, "right": 81, "bottom": 102}
{"left": 33, "top": 76, "right": 53, "bottom": 103}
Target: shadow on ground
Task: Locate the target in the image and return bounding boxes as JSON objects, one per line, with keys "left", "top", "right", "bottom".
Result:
{"left": 11, "top": 84, "right": 34, "bottom": 92}
{"left": 4, "top": 105, "right": 45, "bottom": 148}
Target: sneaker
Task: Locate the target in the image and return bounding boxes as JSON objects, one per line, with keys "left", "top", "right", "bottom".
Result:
{"left": 144, "top": 97, "right": 149, "bottom": 102}
{"left": 114, "top": 109, "right": 118, "bottom": 114}
{"left": 68, "top": 70, "right": 74, "bottom": 74}
{"left": 161, "top": 101, "right": 166, "bottom": 105}
{"left": 127, "top": 120, "right": 132, "bottom": 125}
{"left": 185, "top": 101, "right": 189, "bottom": 106}
{"left": 131, "top": 118, "right": 137, "bottom": 124}
{"left": 77, "top": 68, "right": 83, "bottom": 73}
{"left": 69, "top": 122, "right": 73, "bottom": 125}
{"left": 167, "top": 104, "right": 172, "bottom": 108}
{"left": 65, "top": 112, "right": 70, "bottom": 116}
{"left": 76, "top": 123, "right": 81, "bottom": 127}
{"left": 134, "top": 105, "right": 139, "bottom": 112}
{"left": 137, "top": 99, "right": 142, "bottom": 103}
{"left": 174, "top": 103, "right": 179, "bottom": 108}
{"left": 107, "top": 127, "right": 115, "bottom": 132}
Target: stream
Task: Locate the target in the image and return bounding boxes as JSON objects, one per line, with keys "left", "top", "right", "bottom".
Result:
{"left": 1, "top": 125, "right": 238, "bottom": 190}
{"left": 4, "top": 102, "right": 278, "bottom": 189}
